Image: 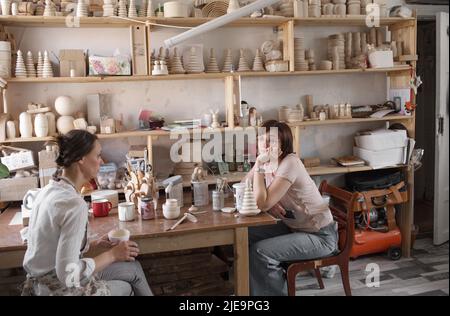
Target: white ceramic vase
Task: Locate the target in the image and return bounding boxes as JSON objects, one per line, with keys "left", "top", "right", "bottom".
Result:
{"left": 1, "top": 0, "right": 11, "bottom": 16}
{"left": 34, "top": 113, "right": 49, "bottom": 137}
{"left": 6, "top": 120, "right": 16, "bottom": 139}
{"left": 19, "top": 112, "right": 33, "bottom": 138}
{"left": 56, "top": 115, "right": 75, "bottom": 134}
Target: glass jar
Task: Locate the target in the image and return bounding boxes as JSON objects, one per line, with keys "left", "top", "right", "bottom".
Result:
{"left": 140, "top": 197, "right": 155, "bottom": 220}
{"left": 212, "top": 190, "right": 225, "bottom": 211}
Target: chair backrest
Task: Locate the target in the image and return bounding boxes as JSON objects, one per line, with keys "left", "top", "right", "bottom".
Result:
{"left": 319, "top": 180, "right": 359, "bottom": 255}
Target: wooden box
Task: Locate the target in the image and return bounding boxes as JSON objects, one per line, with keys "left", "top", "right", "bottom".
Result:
{"left": 0, "top": 176, "right": 38, "bottom": 202}
{"left": 130, "top": 25, "right": 148, "bottom": 76}
{"left": 38, "top": 150, "right": 57, "bottom": 188}
{"left": 59, "top": 49, "right": 86, "bottom": 77}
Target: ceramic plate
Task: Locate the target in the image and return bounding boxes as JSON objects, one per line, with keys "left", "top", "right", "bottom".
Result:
{"left": 238, "top": 209, "right": 261, "bottom": 216}
{"left": 221, "top": 207, "right": 236, "bottom": 214}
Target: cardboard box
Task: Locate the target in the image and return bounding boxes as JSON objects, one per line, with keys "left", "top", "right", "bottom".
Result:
{"left": 0, "top": 176, "right": 38, "bottom": 202}
{"left": 87, "top": 94, "right": 111, "bottom": 128}
{"left": 38, "top": 149, "right": 57, "bottom": 187}
{"left": 100, "top": 118, "right": 116, "bottom": 134}
{"left": 0, "top": 146, "right": 36, "bottom": 171}
{"left": 130, "top": 25, "right": 148, "bottom": 75}
{"left": 355, "top": 129, "right": 408, "bottom": 151}
{"left": 59, "top": 49, "right": 86, "bottom": 77}
{"left": 128, "top": 145, "right": 147, "bottom": 158}
{"left": 353, "top": 146, "right": 407, "bottom": 169}
{"left": 88, "top": 54, "right": 131, "bottom": 76}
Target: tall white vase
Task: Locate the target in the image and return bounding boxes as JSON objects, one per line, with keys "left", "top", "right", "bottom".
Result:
{"left": 1, "top": 0, "right": 11, "bottom": 16}
{"left": 34, "top": 113, "right": 49, "bottom": 137}
{"left": 19, "top": 112, "right": 33, "bottom": 138}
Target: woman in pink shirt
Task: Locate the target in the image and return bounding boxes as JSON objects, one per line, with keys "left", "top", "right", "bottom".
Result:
{"left": 246, "top": 120, "right": 338, "bottom": 296}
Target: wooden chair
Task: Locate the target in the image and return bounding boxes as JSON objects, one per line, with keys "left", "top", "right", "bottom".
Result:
{"left": 285, "top": 180, "right": 360, "bottom": 296}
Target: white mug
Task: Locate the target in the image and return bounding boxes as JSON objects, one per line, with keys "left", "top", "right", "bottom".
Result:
{"left": 118, "top": 202, "right": 135, "bottom": 221}
{"left": 23, "top": 188, "right": 41, "bottom": 211}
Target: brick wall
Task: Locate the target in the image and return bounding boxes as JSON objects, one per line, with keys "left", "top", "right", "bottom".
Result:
{"left": 0, "top": 248, "right": 232, "bottom": 296}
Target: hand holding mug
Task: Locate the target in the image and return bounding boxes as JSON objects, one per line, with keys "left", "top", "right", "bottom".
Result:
{"left": 111, "top": 240, "right": 140, "bottom": 262}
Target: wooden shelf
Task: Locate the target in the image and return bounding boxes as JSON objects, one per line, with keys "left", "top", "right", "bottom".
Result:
{"left": 182, "top": 172, "right": 247, "bottom": 188}
{"left": 0, "top": 16, "right": 414, "bottom": 28}
{"left": 179, "top": 165, "right": 407, "bottom": 187}
{"left": 306, "top": 164, "right": 406, "bottom": 176}
{"left": 6, "top": 66, "right": 411, "bottom": 84}
{"left": 293, "top": 16, "right": 414, "bottom": 26}
{"left": 0, "top": 115, "right": 413, "bottom": 144}
{"left": 288, "top": 115, "right": 413, "bottom": 127}
{"left": 0, "top": 136, "right": 55, "bottom": 143}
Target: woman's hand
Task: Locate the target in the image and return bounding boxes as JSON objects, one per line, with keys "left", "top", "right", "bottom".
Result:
{"left": 268, "top": 203, "right": 286, "bottom": 219}
{"left": 110, "top": 241, "right": 140, "bottom": 262}
{"left": 91, "top": 233, "right": 115, "bottom": 249}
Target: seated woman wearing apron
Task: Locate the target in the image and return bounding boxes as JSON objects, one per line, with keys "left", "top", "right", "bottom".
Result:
{"left": 22, "top": 130, "right": 152, "bottom": 296}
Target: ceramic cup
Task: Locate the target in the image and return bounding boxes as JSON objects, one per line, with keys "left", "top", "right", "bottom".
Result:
{"left": 92, "top": 199, "right": 112, "bottom": 217}
{"left": 108, "top": 228, "right": 130, "bottom": 243}
{"left": 23, "top": 188, "right": 41, "bottom": 210}
{"left": 163, "top": 199, "right": 180, "bottom": 219}
{"left": 118, "top": 202, "right": 135, "bottom": 222}
{"left": 319, "top": 60, "right": 333, "bottom": 70}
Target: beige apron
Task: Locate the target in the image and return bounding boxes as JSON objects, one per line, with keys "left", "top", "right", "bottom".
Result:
{"left": 21, "top": 225, "right": 111, "bottom": 296}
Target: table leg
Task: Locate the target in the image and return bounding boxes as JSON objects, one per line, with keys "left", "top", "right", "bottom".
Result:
{"left": 234, "top": 227, "right": 249, "bottom": 296}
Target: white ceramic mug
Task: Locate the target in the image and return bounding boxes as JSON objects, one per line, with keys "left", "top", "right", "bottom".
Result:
{"left": 23, "top": 188, "right": 41, "bottom": 211}
{"left": 118, "top": 202, "right": 135, "bottom": 222}
{"left": 162, "top": 202, "right": 180, "bottom": 219}
{"left": 108, "top": 228, "right": 130, "bottom": 243}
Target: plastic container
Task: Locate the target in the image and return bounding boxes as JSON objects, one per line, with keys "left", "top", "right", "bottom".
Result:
{"left": 355, "top": 129, "right": 408, "bottom": 151}
{"left": 368, "top": 50, "right": 394, "bottom": 68}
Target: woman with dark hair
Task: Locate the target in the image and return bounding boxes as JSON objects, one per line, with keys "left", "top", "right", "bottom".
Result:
{"left": 245, "top": 120, "right": 338, "bottom": 296}
{"left": 22, "top": 130, "right": 152, "bottom": 296}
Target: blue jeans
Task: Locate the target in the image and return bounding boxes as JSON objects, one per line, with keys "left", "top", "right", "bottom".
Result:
{"left": 249, "top": 221, "right": 338, "bottom": 296}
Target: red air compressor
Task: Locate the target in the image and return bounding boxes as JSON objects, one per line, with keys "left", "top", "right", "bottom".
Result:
{"left": 346, "top": 171, "right": 408, "bottom": 260}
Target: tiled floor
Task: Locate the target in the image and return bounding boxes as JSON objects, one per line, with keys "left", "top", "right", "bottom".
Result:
{"left": 295, "top": 238, "right": 449, "bottom": 296}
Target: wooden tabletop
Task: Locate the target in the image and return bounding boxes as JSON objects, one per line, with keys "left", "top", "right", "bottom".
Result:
{"left": 0, "top": 200, "right": 277, "bottom": 253}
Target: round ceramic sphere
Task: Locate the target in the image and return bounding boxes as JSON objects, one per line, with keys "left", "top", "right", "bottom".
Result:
{"left": 55, "top": 96, "right": 76, "bottom": 116}
{"left": 56, "top": 116, "right": 75, "bottom": 134}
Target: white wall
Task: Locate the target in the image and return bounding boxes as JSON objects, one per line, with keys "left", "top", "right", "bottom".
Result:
{"left": 6, "top": 0, "right": 447, "bottom": 181}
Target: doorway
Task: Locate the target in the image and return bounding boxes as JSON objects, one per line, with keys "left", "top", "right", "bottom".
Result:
{"left": 414, "top": 19, "right": 437, "bottom": 238}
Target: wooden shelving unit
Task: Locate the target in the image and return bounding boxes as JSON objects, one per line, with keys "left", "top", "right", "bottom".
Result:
{"left": 0, "top": 14, "right": 417, "bottom": 257}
